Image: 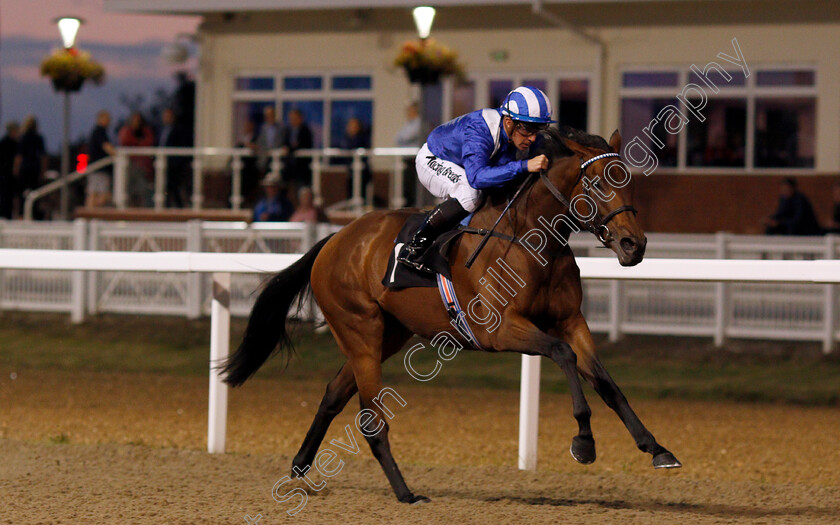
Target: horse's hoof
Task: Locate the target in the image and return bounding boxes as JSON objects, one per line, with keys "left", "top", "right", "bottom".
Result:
{"left": 401, "top": 494, "right": 431, "bottom": 504}
{"left": 652, "top": 451, "right": 682, "bottom": 469}
{"left": 570, "top": 435, "right": 596, "bottom": 465}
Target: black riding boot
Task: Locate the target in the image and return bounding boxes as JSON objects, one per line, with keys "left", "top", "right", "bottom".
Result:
{"left": 398, "top": 198, "right": 469, "bottom": 273}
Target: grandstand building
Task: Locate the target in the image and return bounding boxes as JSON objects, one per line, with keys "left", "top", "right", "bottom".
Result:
{"left": 107, "top": 0, "right": 840, "bottom": 232}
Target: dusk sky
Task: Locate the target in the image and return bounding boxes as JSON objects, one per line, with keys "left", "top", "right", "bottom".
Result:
{"left": 0, "top": 0, "right": 201, "bottom": 153}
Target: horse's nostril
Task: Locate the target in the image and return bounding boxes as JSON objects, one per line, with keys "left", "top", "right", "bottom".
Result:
{"left": 620, "top": 237, "right": 636, "bottom": 252}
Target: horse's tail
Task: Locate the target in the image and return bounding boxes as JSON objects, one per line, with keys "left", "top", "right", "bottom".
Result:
{"left": 220, "top": 233, "right": 334, "bottom": 387}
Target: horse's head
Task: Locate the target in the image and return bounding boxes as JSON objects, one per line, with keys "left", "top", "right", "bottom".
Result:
{"left": 540, "top": 127, "right": 647, "bottom": 266}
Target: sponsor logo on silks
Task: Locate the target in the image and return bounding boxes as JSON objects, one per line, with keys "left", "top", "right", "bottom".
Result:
{"left": 427, "top": 156, "right": 461, "bottom": 183}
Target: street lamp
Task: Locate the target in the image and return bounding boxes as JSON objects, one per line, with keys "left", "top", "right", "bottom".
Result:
{"left": 57, "top": 17, "right": 82, "bottom": 48}
{"left": 55, "top": 16, "right": 83, "bottom": 220}
{"left": 412, "top": 6, "right": 435, "bottom": 40}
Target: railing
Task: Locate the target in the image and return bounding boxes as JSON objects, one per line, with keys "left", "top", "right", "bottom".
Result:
{"left": 3, "top": 248, "right": 840, "bottom": 463}
{"left": 0, "top": 219, "right": 339, "bottom": 322}
{"left": 113, "top": 146, "right": 419, "bottom": 215}
{"left": 0, "top": 220, "right": 837, "bottom": 352}
{"left": 23, "top": 157, "right": 115, "bottom": 221}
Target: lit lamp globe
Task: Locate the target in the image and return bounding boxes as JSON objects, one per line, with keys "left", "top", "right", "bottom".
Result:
{"left": 56, "top": 17, "right": 82, "bottom": 49}
{"left": 412, "top": 6, "right": 435, "bottom": 40}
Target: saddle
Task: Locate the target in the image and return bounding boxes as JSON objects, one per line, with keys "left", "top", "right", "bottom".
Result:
{"left": 382, "top": 212, "right": 468, "bottom": 289}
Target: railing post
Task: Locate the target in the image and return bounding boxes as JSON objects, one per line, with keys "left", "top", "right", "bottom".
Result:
{"left": 351, "top": 149, "right": 364, "bottom": 212}
{"left": 518, "top": 354, "right": 541, "bottom": 471}
{"left": 608, "top": 280, "right": 623, "bottom": 342}
{"left": 271, "top": 149, "right": 283, "bottom": 181}
{"left": 311, "top": 153, "right": 324, "bottom": 207}
{"left": 230, "top": 153, "right": 244, "bottom": 211}
{"left": 823, "top": 234, "right": 837, "bottom": 354}
{"left": 392, "top": 155, "right": 406, "bottom": 209}
{"left": 70, "top": 218, "right": 87, "bottom": 324}
{"left": 208, "top": 271, "right": 230, "bottom": 454}
{"left": 113, "top": 152, "right": 128, "bottom": 209}
{"left": 186, "top": 220, "right": 202, "bottom": 320}
{"left": 86, "top": 219, "right": 100, "bottom": 315}
{"left": 714, "top": 232, "right": 729, "bottom": 347}
{"left": 153, "top": 152, "right": 166, "bottom": 211}
{"left": 191, "top": 154, "right": 204, "bottom": 210}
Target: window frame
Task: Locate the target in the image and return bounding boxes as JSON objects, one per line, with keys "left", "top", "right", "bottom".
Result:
{"left": 446, "top": 70, "right": 596, "bottom": 132}
{"left": 619, "top": 64, "right": 817, "bottom": 174}
{"left": 231, "top": 69, "right": 374, "bottom": 149}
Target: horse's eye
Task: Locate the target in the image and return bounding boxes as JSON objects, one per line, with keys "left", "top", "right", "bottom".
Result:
{"left": 594, "top": 180, "right": 603, "bottom": 190}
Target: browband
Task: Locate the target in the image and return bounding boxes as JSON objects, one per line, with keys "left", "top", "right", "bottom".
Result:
{"left": 580, "top": 152, "right": 620, "bottom": 170}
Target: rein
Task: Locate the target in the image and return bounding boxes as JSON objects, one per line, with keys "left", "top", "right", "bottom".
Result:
{"left": 539, "top": 152, "right": 637, "bottom": 244}
{"left": 456, "top": 151, "right": 638, "bottom": 263}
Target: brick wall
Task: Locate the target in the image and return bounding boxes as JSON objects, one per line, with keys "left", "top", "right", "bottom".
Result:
{"left": 630, "top": 174, "right": 839, "bottom": 234}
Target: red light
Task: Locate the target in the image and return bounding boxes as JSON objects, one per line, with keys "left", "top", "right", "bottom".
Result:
{"left": 76, "top": 153, "right": 88, "bottom": 173}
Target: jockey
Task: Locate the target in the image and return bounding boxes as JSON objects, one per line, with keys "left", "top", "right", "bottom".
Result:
{"left": 399, "top": 85, "right": 554, "bottom": 273}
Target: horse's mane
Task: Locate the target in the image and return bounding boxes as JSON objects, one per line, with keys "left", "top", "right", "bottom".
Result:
{"left": 482, "top": 125, "right": 612, "bottom": 205}
{"left": 536, "top": 125, "right": 612, "bottom": 161}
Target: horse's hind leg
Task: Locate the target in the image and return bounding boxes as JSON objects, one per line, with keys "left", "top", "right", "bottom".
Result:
{"left": 291, "top": 320, "right": 411, "bottom": 475}
{"left": 350, "top": 351, "right": 428, "bottom": 504}
{"left": 312, "top": 287, "right": 424, "bottom": 503}
{"left": 562, "top": 315, "right": 681, "bottom": 468}
{"left": 291, "top": 362, "right": 357, "bottom": 475}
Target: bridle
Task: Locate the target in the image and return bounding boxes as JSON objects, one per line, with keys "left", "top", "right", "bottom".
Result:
{"left": 539, "top": 152, "right": 637, "bottom": 244}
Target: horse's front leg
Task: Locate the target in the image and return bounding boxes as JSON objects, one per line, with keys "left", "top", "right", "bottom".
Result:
{"left": 494, "top": 314, "right": 596, "bottom": 465}
{"left": 561, "top": 314, "right": 681, "bottom": 469}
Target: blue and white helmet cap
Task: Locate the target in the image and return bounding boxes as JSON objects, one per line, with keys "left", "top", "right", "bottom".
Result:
{"left": 500, "top": 86, "right": 556, "bottom": 124}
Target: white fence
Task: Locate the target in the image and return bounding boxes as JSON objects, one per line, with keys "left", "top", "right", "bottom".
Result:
{"left": 0, "top": 219, "right": 340, "bottom": 322}
{"left": 3, "top": 248, "right": 840, "bottom": 465}
{"left": 1, "top": 220, "right": 837, "bottom": 351}
{"left": 112, "top": 146, "right": 418, "bottom": 214}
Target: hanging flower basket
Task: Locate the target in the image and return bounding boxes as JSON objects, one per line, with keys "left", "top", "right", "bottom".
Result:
{"left": 40, "top": 48, "right": 105, "bottom": 93}
{"left": 394, "top": 38, "right": 465, "bottom": 85}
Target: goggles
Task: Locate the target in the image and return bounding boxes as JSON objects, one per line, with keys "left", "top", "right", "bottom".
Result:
{"left": 513, "top": 121, "right": 549, "bottom": 137}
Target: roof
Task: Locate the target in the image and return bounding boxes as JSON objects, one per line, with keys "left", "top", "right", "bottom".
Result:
{"left": 104, "top": 0, "right": 719, "bottom": 15}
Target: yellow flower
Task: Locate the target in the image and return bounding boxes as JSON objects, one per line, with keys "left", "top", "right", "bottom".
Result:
{"left": 394, "top": 38, "right": 465, "bottom": 83}
{"left": 40, "top": 48, "right": 106, "bottom": 91}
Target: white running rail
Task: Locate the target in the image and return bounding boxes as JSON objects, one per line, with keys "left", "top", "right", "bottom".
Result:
{"left": 3, "top": 249, "right": 840, "bottom": 463}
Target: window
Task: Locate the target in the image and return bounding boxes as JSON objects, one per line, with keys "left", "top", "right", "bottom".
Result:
{"left": 620, "top": 67, "right": 816, "bottom": 171}
{"left": 448, "top": 74, "right": 590, "bottom": 131}
{"left": 232, "top": 72, "right": 373, "bottom": 150}
{"left": 620, "top": 97, "right": 679, "bottom": 167}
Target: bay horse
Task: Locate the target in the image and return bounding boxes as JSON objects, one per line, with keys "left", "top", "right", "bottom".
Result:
{"left": 221, "top": 126, "right": 681, "bottom": 504}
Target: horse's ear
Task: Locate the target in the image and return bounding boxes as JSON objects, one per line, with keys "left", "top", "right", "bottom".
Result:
{"left": 608, "top": 129, "right": 622, "bottom": 152}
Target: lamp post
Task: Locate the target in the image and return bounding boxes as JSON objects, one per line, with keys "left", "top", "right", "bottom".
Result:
{"left": 55, "top": 16, "right": 82, "bottom": 220}
{"left": 410, "top": 6, "right": 436, "bottom": 207}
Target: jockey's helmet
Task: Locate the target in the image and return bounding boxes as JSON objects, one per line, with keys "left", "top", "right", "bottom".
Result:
{"left": 500, "top": 86, "right": 556, "bottom": 125}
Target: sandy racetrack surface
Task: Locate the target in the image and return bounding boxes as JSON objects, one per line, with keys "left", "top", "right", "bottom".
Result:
{"left": 1, "top": 369, "right": 839, "bottom": 524}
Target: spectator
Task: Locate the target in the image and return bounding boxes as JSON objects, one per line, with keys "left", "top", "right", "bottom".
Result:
{"left": 338, "top": 117, "right": 371, "bottom": 203}
{"left": 289, "top": 186, "right": 327, "bottom": 223}
{"left": 395, "top": 102, "right": 421, "bottom": 148}
{"left": 158, "top": 107, "right": 192, "bottom": 208}
{"left": 14, "top": 116, "right": 47, "bottom": 215}
{"left": 86, "top": 110, "right": 116, "bottom": 208}
{"left": 254, "top": 106, "right": 285, "bottom": 177}
{"left": 764, "top": 178, "right": 822, "bottom": 236}
{"left": 118, "top": 111, "right": 155, "bottom": 207}
{"left": 0, "top": 121, "right": 20, "bottom": 218}
{"left": 253, "top": 175, "right": 294, "bottom": 222}
{"left": 828, "top": 181, "right": 840, "bottom": 234}
{"left": 236, "top": 119, "right": 260, "bottom": 206}
{"left": 394, "top": 102, "right": 422, "bottom": 207}
{"left": 282, "top": 108, "right": 313, "bottom": 188}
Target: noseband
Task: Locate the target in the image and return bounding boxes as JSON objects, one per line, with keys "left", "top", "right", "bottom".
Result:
{"left": 539, "top": 152, "right": 637, "bottom": 244}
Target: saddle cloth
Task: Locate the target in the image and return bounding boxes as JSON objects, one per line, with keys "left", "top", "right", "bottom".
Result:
{"left": 381, "top": 212, "right": 472, "bottom": 289}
